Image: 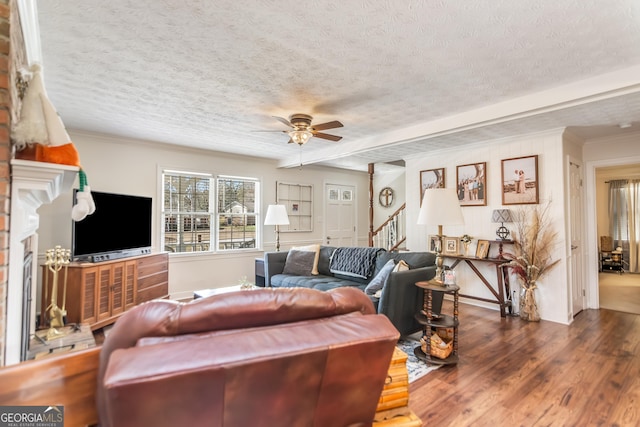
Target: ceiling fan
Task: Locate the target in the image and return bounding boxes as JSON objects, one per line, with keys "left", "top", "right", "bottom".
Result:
{"left": 269, "top": 113, "right": 343, "bottom": 145}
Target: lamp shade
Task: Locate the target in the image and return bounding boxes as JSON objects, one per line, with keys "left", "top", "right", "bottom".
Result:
{"left": 491, "top": 209, "right": 512, "bottom": 223}
{"left": 417, "top": 188, "right": 464, "bottom": 226}
{"left": 264, "top": 204, "right": 290, "bottom": 225}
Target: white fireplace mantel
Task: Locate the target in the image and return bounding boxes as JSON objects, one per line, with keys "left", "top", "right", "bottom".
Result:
{"left": 6, "top": 159, "right": 78, "bottom": 365}
{"left": 11, "top": 159, "right": 79, "bottom": 238}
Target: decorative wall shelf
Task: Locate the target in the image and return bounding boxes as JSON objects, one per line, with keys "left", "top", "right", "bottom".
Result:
{"left": 276, "top": 182, "right": 313, "bottom": 232}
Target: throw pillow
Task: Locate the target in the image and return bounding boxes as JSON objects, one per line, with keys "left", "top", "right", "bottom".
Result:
{"left": 290, "top": 244, "right": 321, "bottom": 275}
{"left": 282, "top": 250, "right": 316, "bottom": 276}
{"left": 372, "top": 260, "right": 410, "bottom": 298}
{"left": 365, "top": 259, "right": 396, "bottom": 296}
{"left": 393, "top": 260, "right": 410, "bottom": 272}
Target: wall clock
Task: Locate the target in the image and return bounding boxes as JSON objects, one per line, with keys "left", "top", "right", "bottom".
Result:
{"left": 379, "top": 187, "right": 395, "bottom": 207}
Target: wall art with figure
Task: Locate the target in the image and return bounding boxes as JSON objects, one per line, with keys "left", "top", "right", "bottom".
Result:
{"left": 420, "top": 168, "right": 445, "bottom": 203}
{"left": 501, "top": 155, "right": 539, "bottom": 205}
{"left": 456, "top": 162, "right": 486, "bottom": 206}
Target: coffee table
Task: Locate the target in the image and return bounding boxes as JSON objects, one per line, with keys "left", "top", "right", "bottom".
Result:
{"left": 193, "top": 284, "right": 258, "bottom": 299}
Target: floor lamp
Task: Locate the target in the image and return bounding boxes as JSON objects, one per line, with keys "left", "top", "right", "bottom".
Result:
{"left": 264, "top": 204, "right": 290, "bottom": 251}
{"left": 417, "top": 188, "right": 465, "bottom": 282}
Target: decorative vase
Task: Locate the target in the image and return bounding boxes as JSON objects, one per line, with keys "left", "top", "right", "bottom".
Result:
{"left": 463, "top": 241, "right": 470, "bottom": 256}
{"left": 519, "top": 281, "right": 540, "bottom": 322}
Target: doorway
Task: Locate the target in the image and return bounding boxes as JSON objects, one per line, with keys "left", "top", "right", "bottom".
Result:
{"left": 569, "top": 159, "right": 585, "bottom": 316}
{"left": 594, "top": 163, "right": 640, "bottom": 315}
{"left": 324, "top": 184, "right": 356, "bottom": 247}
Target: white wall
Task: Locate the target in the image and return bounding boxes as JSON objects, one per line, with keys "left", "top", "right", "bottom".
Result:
{"left": 37, "top": 131, "right": 369, "bottom": 300}
{"left": 373, "top": 167, "right": 406, "bottom": 230}
{"left": 34, "top": 129, "right": 640, "bottom": 319}
{"left": 405, "top": 129, "right": 570, "bottom": 324}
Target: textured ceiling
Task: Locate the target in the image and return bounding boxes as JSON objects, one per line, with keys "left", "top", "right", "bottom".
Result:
{"left": 34, "top": 0, "right": 640, "bottom": 171}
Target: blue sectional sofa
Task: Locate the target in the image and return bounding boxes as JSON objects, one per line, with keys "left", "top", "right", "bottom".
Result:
{"left": 263, "top": 246, "right": 443, "bottom": 336}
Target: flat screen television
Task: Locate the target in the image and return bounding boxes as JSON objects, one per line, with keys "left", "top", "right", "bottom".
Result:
{"left": 72, "top": 190, "right": 153, "bottom": 262}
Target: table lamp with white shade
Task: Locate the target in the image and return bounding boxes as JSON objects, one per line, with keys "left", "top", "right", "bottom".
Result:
{"left": 417, "top": 188, "right": 465, "bottom": 282}
{"left": 264, "top": 204, "right": 290, "bottom": 251}
{"left": 491, "top": 209, "right": 512, "bottom": 240}
{"left": 491, "top": 208, "right": 513, "bottom": 258}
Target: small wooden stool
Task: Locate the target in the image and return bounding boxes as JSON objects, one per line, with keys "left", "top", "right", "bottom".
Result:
{"left": 373, "top": 347, "right": 423, "bottom": 426}
{"left": 373, "top": 408, "right": 422, "bottom": 426}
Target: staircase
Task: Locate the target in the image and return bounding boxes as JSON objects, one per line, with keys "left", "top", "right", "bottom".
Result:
{"left": 371, "top": 203, "right": 406, "bottom": 251}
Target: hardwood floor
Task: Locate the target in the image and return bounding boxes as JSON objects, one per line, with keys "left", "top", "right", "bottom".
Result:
{"left": 409, "top": 301, "right": 640, "bottom": 426}
{"left": 599, "top": 272, "right": 640, "bottom": 315}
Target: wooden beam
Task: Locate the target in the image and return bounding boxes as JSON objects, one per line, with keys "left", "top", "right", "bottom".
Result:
{"left": 368, "top": 163, "right": 374, "bottom": 246}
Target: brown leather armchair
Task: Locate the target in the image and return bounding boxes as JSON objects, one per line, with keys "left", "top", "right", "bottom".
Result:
{"left": 98, "top": 287, "right": 400, "bottom": 427}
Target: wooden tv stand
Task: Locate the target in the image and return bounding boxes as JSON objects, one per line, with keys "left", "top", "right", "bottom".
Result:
{"left": 41, "top": 252, "right": 169, "bottom": 331}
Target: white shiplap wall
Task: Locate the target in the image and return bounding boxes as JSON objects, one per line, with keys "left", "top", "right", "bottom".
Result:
{"left": 405, "top": 129, "right": 570, "bottom": 324}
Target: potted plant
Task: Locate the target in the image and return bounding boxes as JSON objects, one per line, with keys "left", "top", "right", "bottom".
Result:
{"left": 238, "top": 276, "right": 256, "bottom": 290}
{"left": 460, "top": 234, "right": 473, "bottom": 256}
{"left": 501, "top": 204, "right": 559, "bottom": 321}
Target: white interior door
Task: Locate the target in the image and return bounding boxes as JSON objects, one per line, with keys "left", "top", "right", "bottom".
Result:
{"left": 569, "top": 160, "right": 585, "bottom": 316}
{"left": 324, "top": 184, "right": 356, "bottom": 247}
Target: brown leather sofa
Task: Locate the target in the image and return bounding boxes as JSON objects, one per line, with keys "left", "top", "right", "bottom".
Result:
{"left": 98, "top": 287, "right": 400, "bottom": 427}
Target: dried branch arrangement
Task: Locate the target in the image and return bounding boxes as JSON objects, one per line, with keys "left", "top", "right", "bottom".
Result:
{"left": 502, "top": 203, "right": 560, "bottom": 321}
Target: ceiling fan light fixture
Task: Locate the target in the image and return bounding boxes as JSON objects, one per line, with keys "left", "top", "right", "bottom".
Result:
{"left": 289, "top": 129, "right": 313, "bottom": 145}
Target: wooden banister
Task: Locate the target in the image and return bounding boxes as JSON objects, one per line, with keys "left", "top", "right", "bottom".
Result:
{"left": 371, "top": 203, "right": 406, "bottom": 251}
{"left": 368, "top": 163, "right": 374, "bottom": 246}
{"left": 372, "top": 203, "right": 406, "bottom": 235}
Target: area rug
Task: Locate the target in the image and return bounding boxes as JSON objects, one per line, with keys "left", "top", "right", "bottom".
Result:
{"left": 396, "top": 333, "right": 440, "bottom": 383}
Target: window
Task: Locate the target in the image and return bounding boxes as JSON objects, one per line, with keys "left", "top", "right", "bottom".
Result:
{"left": 162, "top": 170, "right": 260, "bottom": 253}
{"left": 610, "top": 183, "right": 629, "bottom": 241}
{"left": 217, "top": 176, "right": 258, "bottom": 250}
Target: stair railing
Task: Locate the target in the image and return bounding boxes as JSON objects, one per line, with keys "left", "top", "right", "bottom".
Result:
{"left": 371, "top": 203, "right": 406, "bottom": 251}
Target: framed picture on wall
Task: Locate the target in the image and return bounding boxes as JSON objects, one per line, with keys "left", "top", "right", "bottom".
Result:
{"left": 443, "top": 236, "right": 459, "bottom": 255}
{"left": 420, "top": 168, "right": 445, "bottom": 203}
{"left": 501, "top": 155, "right": 539, "bottom": 205}
{"left": 456, "top": 162, "right": 487, "bottom": 206}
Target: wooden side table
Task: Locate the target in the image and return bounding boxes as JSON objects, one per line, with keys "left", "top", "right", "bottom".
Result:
{"left": 193, "top": 284, "right": 258, "bottom": 299}
{"left": 414, "top": 280, "right": 459, "bottom": 366}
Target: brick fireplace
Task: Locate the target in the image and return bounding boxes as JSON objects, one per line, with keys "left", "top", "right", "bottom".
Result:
{"left": 1, "top": 0, "right": 59, "bottom": 366}
{"left": 0, "top": 0, "right": 16, "bottom": 367}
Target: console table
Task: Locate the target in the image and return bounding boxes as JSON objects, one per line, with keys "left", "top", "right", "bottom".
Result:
{"left": 40, "top": 252, "right": 169, "bottom": 331}
{"left": 442, "top": 250, "right": 513, "bottom": 317}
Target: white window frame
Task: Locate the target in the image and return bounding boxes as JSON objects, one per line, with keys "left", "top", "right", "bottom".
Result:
{"left": 161, "top": 169, "right": 260, "bottom": 254}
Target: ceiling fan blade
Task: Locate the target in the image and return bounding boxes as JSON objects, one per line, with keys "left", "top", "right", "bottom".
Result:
{"left": 313, "top": 132, "right": 342, "bottom": 142}
{"left": 311, "top": 120, "right": 343, "bottom": 131}
{"left": 273, "top": 116, "right": 294, "bottom": 128}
